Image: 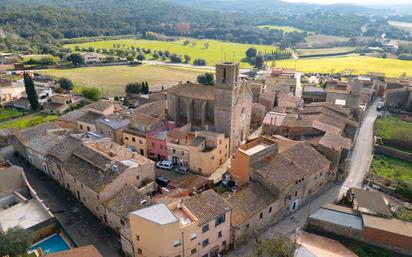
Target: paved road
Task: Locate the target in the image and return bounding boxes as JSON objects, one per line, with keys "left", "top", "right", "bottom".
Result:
{"left": 225, "top": 100, "right": 379, "bottom": 257}
{"left": 0, "top": 146, "right": 121, "bottom": 257}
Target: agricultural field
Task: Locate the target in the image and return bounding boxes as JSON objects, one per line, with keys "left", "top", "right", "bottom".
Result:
{"left": 304, "top": 34, "right": 350, "bottom": 48}
{"left": 39, "top": 65, "right": 206, "bottom": 97}
{"left": 0, "top": 113, "right": 57, "bottom": 130}
{"left": 370, "top": 154, "right": 412, "bottom": 185}
{"left": 257, "top": 25, "right": 303, "bottom": 33}
{"left": 297, "top": 47, "right": 356, "bottom": 57}
{"left": 274, "top": 56, "right": 412, "bottom": 77}
{"left": 375, "top": 117, "right": 412, "bottom": 141}
{"left": 64, "top": 38, "right": 278, "bottom": 68}
{"left": 0, "top": 107, "right": 27, "bottom": 122}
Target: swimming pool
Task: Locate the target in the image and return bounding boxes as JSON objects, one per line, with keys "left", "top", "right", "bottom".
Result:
{"left": 31, "top": 234, "right": 70, "bottom": 255}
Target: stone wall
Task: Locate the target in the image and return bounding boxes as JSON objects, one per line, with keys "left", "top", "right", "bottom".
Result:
{"left": 374, "top": 144, "right": 412, "bottom": 162}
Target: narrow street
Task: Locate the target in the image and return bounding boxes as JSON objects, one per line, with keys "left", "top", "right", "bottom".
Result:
{"left": 0, "top": 146, "right": 121, "bottom": 257}
{"left": 226, "top": 100, "right": 379, "bottom": 257}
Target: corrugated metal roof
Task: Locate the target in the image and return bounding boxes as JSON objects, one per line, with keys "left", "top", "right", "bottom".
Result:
{"left": 310, "top": 207, "right": 363, "bottom": 231}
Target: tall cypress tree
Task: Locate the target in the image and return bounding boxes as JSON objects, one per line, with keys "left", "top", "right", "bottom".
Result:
{"left": 23, "top": 73, "right": 40, "bottom": 111}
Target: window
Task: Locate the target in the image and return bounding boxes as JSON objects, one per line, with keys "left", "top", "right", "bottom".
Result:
{"left": 139, "top": 140, "right": 143, "bottom": 144}
{"left": 202, "top": 239, "right": 209, "bottom": 247}
{"left": 202, "top": 224, "right": 209, "bottom": 233}
{"left": 87, "top": 126, "right": 90, "bottom": 131}
{"left": 132, "top": 137, "right": 136, "bottom": 142}
{"left": 120, "top": 219, "right": 125, "bottom": 225}
{"left": 191, "top": 249, "right": 197, "bottom": 255}
{"left": 136, "top": 175, "right": 140, "bottom": 180}
{"left": 181, "top": 151, "right": 184, "bottom": 156}
{"left": 246, "top": 224, "right": 250, "bottom": 229}
{"left": 67, "top": 183, "right": 70, "bottom": 189}
{"left": 80, "top": 125, "right": 83, "bottom": 129}
{"left": 198, "top": 168, "right": 202, "bottom": 173}
{"left": 223, "top": 240, "right": 227, "bottom": 247}
{"left": 215, "top": 214, "right": 225, "bottom": 227}
{"left": 173, "top": 149, "right": 176, "bottom": 154}
{"left": 81, "top": 183, "right": 83, "bottom": 188}
{"left": 125, "top": 137, "right": 129, "bottom": 140}
{"left": 295, "top": 191, "right": 297, "bottom": 197}
{"left": 260, "top": 212, "right": 263, "bottom": 219}
{"left": 97, "top": 195, "right": 100, "bottom": 200}
{"left": 218, "top": 231, "right": 222, "bottom": 238}
{"left": 202, "top": 254, "right": 208, "bottom": 257}
{"left": 137, "top": 248, "right": 142, "bottom": 255}
{"left": 190, "top": 232, "right": 197, "bottom": 240}
{"left": 136, "top": 235, "right": 140, "bottom": 241}
{"left": 219, "top": 140, "right": 222, "bottom": 144}
{"left": 269, "top": 206, "right": 272, "bottom": 213}
{"left": 173, "top": 239, "right": 181, "bottom": 247}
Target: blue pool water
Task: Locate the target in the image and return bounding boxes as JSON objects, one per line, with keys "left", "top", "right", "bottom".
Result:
{"left": 31, "top": 234, "right": 70, "bottom": 254}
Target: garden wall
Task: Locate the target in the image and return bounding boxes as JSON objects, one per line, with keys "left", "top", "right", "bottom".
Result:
{"left": 374, "top": 144, "right": 412, "bottom": 162}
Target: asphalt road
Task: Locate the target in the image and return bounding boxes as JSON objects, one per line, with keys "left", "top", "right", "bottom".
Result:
{"left": 225, "top": 100, "right": 379, "bottom": 257}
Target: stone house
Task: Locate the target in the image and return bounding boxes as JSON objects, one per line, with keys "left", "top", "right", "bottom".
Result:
{"left": 129, "top": 189, "right": 231, "bottom": 257}
{"left": 12, "top": 122, "right": 65, "bottom": 173}
{"left": 55, "top": 110, "right": 85, "bottom": 132}
{"left": 167, "top": 62, "right": 252, "bottom": 154}
{"left": 77, "top": 100, "right": 115, "bottom": 132}
{"left": 223, "top": 183, "right": 281, "bottom": 246}
{"left": 384, "top": 79, "right": 412, "bottom": 112}
{"left": 46, "top": 135, "right": 155, "bottom": 233}
{"left": 96, "top": 114, "right": 130, "bottom": 144}
{"left": 43, "top": 94, "right": 83, "bottom": 114}
{"left": 166, "top": 129, "right": 230, "bottom": 176}
{"left": 122, "top": 113, "right": 163, "bottom": 157}
{"left": 81, "top": 52, "right": 100, "bottom": 64}
{"left": 230, "top": 137, "right": 330, "bottom": 212}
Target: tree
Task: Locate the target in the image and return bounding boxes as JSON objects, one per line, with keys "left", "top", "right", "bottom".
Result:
{"left": 81, "top": 87, "right": 101, "bottom": 101}
{"left": 142, "top": 82, "right": 150, "bottom": 94}
{"left": 184, "top": 55, "right": 191, "bottom": 64}
{"left": 253, "top": 235, "right": 296, "bottom": 257}
{"left": 170, "top": 54, "right": 182, "bottom": 63}
{"left": 68, "top": 53, "right": 83, "bottom": 66}
{"left": 58, "top": 77, "right": 74, "bottom": 90}
{"left": 255, "top": 55, "right": 264, "bottom": 69}
{"left": 197, "top": 73, "right": 214, "bottom": 85}
{"left": 125, "top": 83, "right": 142, "bottom": 95}
{"left": 136, "top": 53, "right": 146, "bottom": 61}
{"left": 0, "top": 226, "right": 35, "bottom": 257}
{"left": 193, "top": 58, "right": 206, "bottom": 66}
{"left": 23, "top": 73, "right": 40, "bottom": 111}
{"left": 246, "top": 47, "right": 257, "bottom": 59}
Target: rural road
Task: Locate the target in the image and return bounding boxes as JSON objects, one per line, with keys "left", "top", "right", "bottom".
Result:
{"left": 225, "top": 99, "right": 379, "bottom": 257}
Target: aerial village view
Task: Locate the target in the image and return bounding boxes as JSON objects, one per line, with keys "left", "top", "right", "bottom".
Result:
{"left": 0, "top": 0, "right": 412, "bottom": 257}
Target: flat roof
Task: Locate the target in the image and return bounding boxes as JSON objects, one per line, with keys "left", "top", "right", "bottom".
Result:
{"left": 310, "top": 207, "right": 363, "bottom": 231}
{"left": 131, "top": 204, "right": 178, "bottom": 225}
{"left": 243, "top": 142, "right": 271, "bottom": 155}
{"left": 0, "top": 199, "right": 51, "bottom": 232}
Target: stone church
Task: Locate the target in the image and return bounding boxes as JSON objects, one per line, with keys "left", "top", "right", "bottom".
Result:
{"left": 167, "top": 62, "right": 252, "bottom": 153}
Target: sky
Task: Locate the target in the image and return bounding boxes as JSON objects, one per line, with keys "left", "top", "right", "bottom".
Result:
{"left": 284, "top": 0, "right": 411, "bottom": 5}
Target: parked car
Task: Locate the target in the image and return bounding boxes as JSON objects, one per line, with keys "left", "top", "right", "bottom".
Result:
{"left": 155, "top": 176, "right": 170, "bottom": 187}
{"left": 156, "top": 160, "right": 173, "bottom": 170}
{"left": 175, "top": 166, "right": 190, "bottom": 175}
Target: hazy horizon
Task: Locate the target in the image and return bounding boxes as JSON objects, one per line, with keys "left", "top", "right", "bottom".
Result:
{"left": 283, "top": 0, "right": 412, "bottom": 5}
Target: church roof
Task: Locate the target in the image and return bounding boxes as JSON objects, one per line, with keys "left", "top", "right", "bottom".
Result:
{"left": 167, "top": 83, "right": 215, "bottom": 101}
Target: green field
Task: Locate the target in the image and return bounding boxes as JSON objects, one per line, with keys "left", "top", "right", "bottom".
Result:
{"left": 0, "top": 113, "right": 57, "bottom": 130}
{"left": 64, "top": 38, "right": 278, "bottom": 68}
{"left": 375, "top": 117, "right": 412, "bottom": 140}
{"left": 370, "top": 154, "right": 412, "bottom": 184}
{"left": 0, "top": 108, "right": 27, "bottom": 122}
{"left": 274, "top": 56, "right": 412, "bottom": 77}
{"left": 39, "top": 65, "right": 206, "bottom": 97}
{"left": 257, "top": 25, "right": 303, "bottom": 33}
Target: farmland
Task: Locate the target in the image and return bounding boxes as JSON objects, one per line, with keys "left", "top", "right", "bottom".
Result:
{"left": 297, "top": 47, "right": 356, "bottom": 57}
{"left": 64, "top": 38, "right": 278, "bottom": 68}
{"left": 0, "top": 108, "right": 27, "bottom": 122}
{"left": 39, "top": 65, "right": 206, "bottom": 97}
{"left": 0, "top": 113, "right": 57, "bottom": 130}
{"left": 370, "top": 154, "right": 412, "bottom": 185}
{"left": 275, "top": 56, "right": 412, "bottom": 77}
{"left": 257, "top": 25, "right": 303, "bottom": 33}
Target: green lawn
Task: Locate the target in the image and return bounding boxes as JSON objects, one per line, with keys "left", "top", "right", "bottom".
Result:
{"left": 274, "top": 56, "right": 412, "bottom": 77}
{"left": 257, "top": 25, "right": 303, "bottom": 33}
{"left": 370, "top": 154, "right": 412, "bottom": 184}
{"left": 375, "top": 117, "right": 412, "bottom": 140}
{"left": 64, "top": 38, "right": 278, "bottom": 68}
{"left": 0, "top": 113, "right": 57, "bottom": 130}
{"left": 0, "top": 107, "right": 27, "bottom": 122}
{"left": 39, "top": 65, "right": 206, "bottom": 97}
